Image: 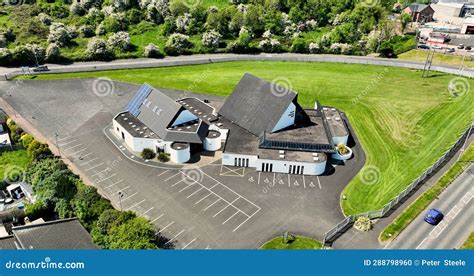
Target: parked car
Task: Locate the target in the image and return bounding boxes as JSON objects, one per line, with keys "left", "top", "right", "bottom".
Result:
{"left": 418, "top": 44, "right": 430, "bottom": 50}
{"left": 424, "top": 209, "right": 444, "bottom": 225}
{"left": 446, "top": 48, "right": 455, "bottom": 53}
{"left": 466, "top": 46, "right": 472, "bottom": 51}
{"left": 33, "top": 65, "right": 49, "bottom": 72}
{"left": 4, "top": 198, "right": 13, "bottom": 204}
{"left": 458, "top": 44, "right": 464, "bottom": 49}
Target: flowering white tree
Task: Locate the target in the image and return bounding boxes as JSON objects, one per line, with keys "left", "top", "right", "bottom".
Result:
{"left": 308, "top": 42, "right": 320, "bottom": 54}
{"left": 96, "top": 22, "right": 107, "bottom": 36}
{"left": 202, "top": 30, "right": 221, "bottom": 49}
{"left": 0, "top": 48, "right": 11, "bottom": 65}
{"left": 46, "top": 43, "right": 61, "bottom": 62}
{"left": 86, "top": 38, "right": 112, "bottom": 60}
{"left": 175, "top": 13, "right": 192, "bottom": 33}
{"left": 47, "top": 23, "right": 71, "bottom": 46}
{"left": 101, "top": 5, "right": 114, "bottom": 16}
{"left": 259, "top": 38, "right": 281, "bottom": 53}
{"left": 25, "top": 44, "right": 46, "bottom": 64}
{"left": 144, "top": 43, "right": 161, "bottom": 58}
{"left": 38, "top": 13, "right": 52, "bottom": 26}
{"left": 165, "top": 33, "right": 192, "bottom": 55}
{"left": 70, "top": 2, "right": 85, "bottom": 16}
{"left": 79, "top": 25, "right": 95, "bottom": 38}
{"left": 107, "top": 31, "right": 132, "bottom": 51}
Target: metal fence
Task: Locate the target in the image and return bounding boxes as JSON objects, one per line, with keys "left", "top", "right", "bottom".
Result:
{"left": 323, "top": 123, "right": 474, "bottom": 245}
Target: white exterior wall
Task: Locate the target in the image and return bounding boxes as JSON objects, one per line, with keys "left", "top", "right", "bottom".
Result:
{"left": 113, "top": 119, "right": 136, "bottom": 151}
{"left": 172, "top": 110, "right": 198, "bottom": 127}
{"left": 113, "top": 119, "right": 161, "bottom": 153}
{"left": 132, "top": 137, "right": 157, "bottom": 153}
{"left": 272, "top": 102, "right": 296, "bottom": 132}
{"left": 256, "top": 158, "right": 326, "bottom": 176}
{"left": 170, "top": 146, "right": 190, "bottom": 163}
{"left": 332, "top": 135, "right": 349, "bottom": 146}
{"left": 222, "top": 153, "right": 258, "bottom": 167}
{"left": 204, "top": 136, "right": 221, "bottom": 151}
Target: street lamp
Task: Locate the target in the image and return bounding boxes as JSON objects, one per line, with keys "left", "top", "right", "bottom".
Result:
{"left": 118, "top": 191, "right": 124, "bottom": 212}
{"left": 54, "top": 132, "right": 61, "bottom": 158}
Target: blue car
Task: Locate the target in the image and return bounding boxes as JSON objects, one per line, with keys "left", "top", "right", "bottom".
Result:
{"left": 424, "top": 209, "right": 444, "bottom": 225}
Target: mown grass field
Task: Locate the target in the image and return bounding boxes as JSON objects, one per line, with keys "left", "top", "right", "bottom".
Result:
{"left": 25, "top": 61, "right": 474, "bottom": 215}
{"left": 398, "top": 49, "right": 474, "bottom": 68}
{"left": 261, "top": 236, "right": 323, "bottom": 249}
{"left": 0, "top": 149, "right": 29, "bottom": 184}
{"left": 460, "top": 232, "right": 474, "bottom": 249}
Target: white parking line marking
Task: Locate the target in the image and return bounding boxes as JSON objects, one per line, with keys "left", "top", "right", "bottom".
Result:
{"left": 158, "top": 221, "right": 175, "bottom": 233}
{"left": 151, "top": 214, "right": 164, "bottom": 223}
{"left": 85, "top": 162, "right": 104, "bottom": 171}
{"left": 69, "top": 148, "right": 87, "bottom": 156}
{"left": 79, "top": 152, "right": 93, "bottom": 159}
{"left": 96, "top": 173, "right": 117, "bottom": 183}
{"left": 195, "top": 193, "right": 212, "bottom": 205}
{"left": 127, "top": 199, "right": 146, "bottom": 211}
{"left": 257, "top": 172, "right": 261, "bottom": 185}
{"left": 222, "top": 211, "right": 239, "bottom": 225}
{"left": 186, "top": 187, "right": 203, "bottom": 198}
{"left": 213, "top": 204, "right": 231, "bottom": 218}
{"left": 58, "top": 138, "right": 78, "bottom": 146}
{"left": 57, "top": 136, "right": 73, "bottom": 142}
{"left": 79, "top": 157, "right": 98, "bottom": 166}
{"left": 113, "top": 186, "right": 130, "bottom": 194}
{"left": 63, "top": 143, "right": 83, "bottom": 152}
{"left": 461, "top": 192, "right": 472, "bottom": 204}
{"left": 121, "top": 192, "right": 137, "bottom": 202}
{"left": 233, "top": 216, "right": 252, "bottom": 232}
{"left": 447, "top": 205, "right": 461, "bottom": 219}
{"left": 203, "top": 199, "right": 220, "bottom": 211}
{"left": 105, "top": 180, "right": 124, "bottom": 189}
{"left": 157, "top": 170, "right": 169, "bottom": 177}
{"left": 179, "top": 184, "right": 194, "bottom": 193}
{"left": 90, "top": 168, "right": 111, "bottom": 178}
{"left": 165, "top": 172, "right": 181, "bottom": 182}
{"left": 317, "top": 176, "right": 322, "bottom": 189}
{"left": 303, "top": 175, "right": 306, "bottom": 188}
{"left": 171, "top": 179, "right": 185, "bottom": 187}
{"left": 167, "top": 229, "right": 185, "bottom": 243}
{"left": 182, "top": 238, "right": 197, "bottom": 249}
{"left": 143, "top": 207, "right": 155, "bottom": 215}
{"left": 288, "top": 175, "right": 290, "bottom": 187}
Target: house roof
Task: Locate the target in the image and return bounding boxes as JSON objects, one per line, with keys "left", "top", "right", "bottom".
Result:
{"left": 0, "top": 236, "right": 17, "bottom": 249}
{"left": 129, "top": 85, "right": 208, "bottom": 144}
{"left": 12, "top": 218, "right": 98, "bottom": 249}
{"left": 218, "top": 73, "right": 298, "bottom": 137}
{"left": 407, "top": 3, "right": 431, "bottom": 12}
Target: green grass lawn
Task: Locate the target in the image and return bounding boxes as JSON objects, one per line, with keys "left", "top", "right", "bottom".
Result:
{"left": 398, "top": 50, "right": 474, "bottom": 68}
{"left": 460, "top": 232, "right": 474, "bottom": 249}
{"left": 261, "top": 236, "right": 323, "bottom": 249}
{"left": 23, "top": 61, "right": 474, "bottom": 215}
{"left": 380, "top": 142, "right": 474, "bottom": 242}
{"left": 0, "top": 149, "right": 29, "bottom": 185}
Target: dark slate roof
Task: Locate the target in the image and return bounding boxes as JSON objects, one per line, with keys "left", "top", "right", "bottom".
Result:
{"left": 218, "top": 73, "right": 297, "bottom": 137}
{"left": 408, "top": 3, "right": 429, "bottom": 12}
{"left": 12, "top": 218, "right": 98, "bottom": 249}
{"left": 0, "top": 236, "right": 18, "bottom": 249}
{"left": 133, "top": 87, "right": 207, "bottom": 144}
{"left": 136, "top": 87, "right": 183, "bottom": 139}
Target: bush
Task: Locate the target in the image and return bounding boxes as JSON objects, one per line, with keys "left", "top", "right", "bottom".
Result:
{"left": 291, "top": 38, "right": 307, "bottom": 53}
{"left": 46, "top": 43, "right": 61, "bottom": 63}
{"left": 202, "top": 30, "right": 221, "bottom": 50}
{"left": 12, "top": 44, "right": 45, "bottom": 66}
{"left": 79, "top": 25, "right": 95, "bottom": 38}
{"left": 20, "top": 133, "right": 34, "bottom": 148}
{"left": 37, "top": 13, "right": 52, "bottom": 26}
{"left": 26, "top": 140, "right": 52, "bottom": 161}
{"left": 141, "top": 148, "right": 156, "bottom": 159}
{"left": 107, "top": 31, "right": 132, "bottom": 52}
{"left": 0, "top": 48, "right": 12, "bottom": 66}
{"left": 86, "top": 38, "right": 113, "bottom": 60}
{"left": 0, "top": 35, "right": 6, "bottom": 48}
{"left": 70, "top": 2, "right": 85, "bottom": 16}
{"left": 144, "top": 43, "right": 163, "bottom": 58}
{"left": 259, "top": 38, "right": 281, "bottom": 53}
{"left": 47, "top": 23, "right": 71, "bottom": 46}
{"left": 354, "top": 216, "right": 372, "bottom": 232}
{"left": 308, "top": 42, "right": 321, "bottom": 54}
{"left": 157, "top": 152, "right": 169, "bottom": 162}
{"left": 25, "top": 201, "right": 52, "bottom": 221}
{"left": 164, "top": 33, "right": 192, "bottom": 55}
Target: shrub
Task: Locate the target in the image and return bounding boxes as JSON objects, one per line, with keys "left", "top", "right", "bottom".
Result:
{"left": 354, "top": 216, "right": 372, "bottom": 232}
{"left": 87, "top": 7, "right": 104, "bottom": 23}
{"left": 47, "top": 23, "right": 71, "bottom": 46}
{"left": 49, "top": 2, "right": 70, "bottom": 18}
{"left": 79, "top": 25, "right": 95, "bottom": 38}
{"left": 95, "top": 22, "right": 107, "bottom": 36}
{"left": 141, "top": 148, "right": 156, "bottom": 159}
{"left": 86, "top": 38, "right": 113, "bottom": 60}
{"left": 164, "top": 33, "right": 192, "bottom": 55}
{"left": 336, "top": 143, "right": 350, "bottom": 155}
{"left": 12, "top": 44, "right": 45, "bottom": 66}
{"left": 175, "top": 13, "right": 192, "bottom": 33}
{"left": 144, "top": 43, "right": 162, "bottom": 58}
{"left": 259, "top": 38, "right": 281, "bottom": 53}
{"left": 291, "top": 37, "right": 306, "bottom": 53}
{"left": 157, "top": 152, "right": 169, "bottom": 162}
{"left": 107, "top": 31, "right": 132, "bottom": 51}
{"left": 20, "top": 133, "right": 34, "bottom": 148}
{"left": 0, "top": 48, "right": 12, "bottom": 66}
{"left": 103, "top": 13, "right": 127, "bottom": 33}
{"left": 70, "top": 2, "right": 85, "bottom": 16}
{"left": 202, "top": 30, "right": 221, "bottom": 49}
{"left": 0, "top": 35, "right": 6, "bottom": 48}
{"left": 37, "top": 13, "right": 52, "bottom": 26}
{"left": 26, "top": 140, "right": 52, "bottom": 161}
{"left": 308, "top": 42, "right": 320, "bottom": 54}
{"left": 25, "top": 201, "right": 52, "bottom": 221}
{"left": 46, "top": 43, "right": 61, "bottom": 63}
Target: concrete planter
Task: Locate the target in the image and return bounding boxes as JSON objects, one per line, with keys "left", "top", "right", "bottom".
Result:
{"left": 332, "top": 147, "right": 352, "bottom": 160}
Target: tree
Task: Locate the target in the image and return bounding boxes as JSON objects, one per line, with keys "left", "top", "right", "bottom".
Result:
{"left": 164, "top": 33, "right": 192, "bottom": 55}
{"left": 46, "top": 43, "right": 61, "bottom": 63}
{"left": 0, "top": 48, "right": 11, "bottom": 66}
{"left": 401, "top": 12, "right": 411, "bottom": 33}
{"left": 107, "top": 31, "right": 132, "bottom": 52}
{"left": 26, "top": 140, "right": 52, "bottom": 161}
{"left": 107, "top": 216, "right": 158, "bottom": 249}
{"left": 35, "top": 170, "right": 78, "bottom": 205}
{"left": 202, "top": 30, "right": 221, "bottom": 49}
{"left": 86, "top": 38, "right": 113, "bottom": 60}
{"left": 73, "top": 184, "right": 112, "bottom": 230}
{"left": 144, "top": 43, "right": 162, "bottom": 58}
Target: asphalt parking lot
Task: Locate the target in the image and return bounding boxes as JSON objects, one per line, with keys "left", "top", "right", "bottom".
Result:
{"left": 0, "top": 79, "right": 365, "bottom": 248}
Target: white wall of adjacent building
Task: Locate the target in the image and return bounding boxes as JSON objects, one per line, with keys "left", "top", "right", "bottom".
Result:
{"left": 332, "top": 135, "right": 349, "bottom": 146}
{"left": 272, "top": 102, "right": 296, "bottom": 133}
{"left": 169, "top": 145, "right": 191, "bottom": 163}
{"left": 222, "top": 153, "right": 258, "bottom": 168}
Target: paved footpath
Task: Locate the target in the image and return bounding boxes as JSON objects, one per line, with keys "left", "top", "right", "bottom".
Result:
{"left": 1, "top": 53, "right": 473, "bottom": 80}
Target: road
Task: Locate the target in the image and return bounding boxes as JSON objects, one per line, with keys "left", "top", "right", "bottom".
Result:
{"left": 1, "top": 53, "right": 473, "bottom": 80}
{"left": 387, "top": 164, "right": 473, "bottom": 249}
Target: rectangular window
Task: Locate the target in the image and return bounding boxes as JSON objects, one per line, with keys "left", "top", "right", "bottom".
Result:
{"left": 301, "top": 166, "right": 305, "bottom": 175}
{"left": 270, "top": 163, "right": 273, "bottom": 172}
{"left": 234, "top": 158, "right": 237, "bottom": 166}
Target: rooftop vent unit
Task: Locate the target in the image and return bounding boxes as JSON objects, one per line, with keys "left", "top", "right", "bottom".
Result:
{"left": 279, "top": 154, "right": 285, "bottom": 159}
{"left": 279, "top": 150, "right": 285, "bottom": 154}
{"left": 203, "top": 115, "right": 207, "bottom": 118}
{"left": 121, "top": 114, "right": 125, "bottom": 116}
{"left": 177, "top": 146, "right": 182, "bottom": 150}
{"left": 335, "top": 117, "right": 341, "bottom": 121}
{"left": 139, "top": 131, "right": 144, "bottom": 134}
{"left": 178, "top": 128, "right": 182, "bottom": 131}
{"left": 313, "top": 157, "right": 319, "bottom": 162}
{"left": 332, "top": 108, "right": 336, "bottom": 111}
{"left": 143, "top": 127, "right": 147, "bottom": 130}
{"left": 144, "top": 135, "right": 149, "bottom": 138}
{"left": 128, "top": 122, "right": 133, "bottom": 125}
{"left": 150, "top": 132, "right": 155, "bottom": 135}
{"left": 186, "top": 126, "right": 191, "bottom": 129}
{"left": 323, "top": 107, "right": 328, "bottom": 111}
{"left": 217, "top": 123, "right": 223, "bottom": 127}
{"left": 212, "top": 110, "right": 218, "bottom": 117}
{"left": 123, "top": 118, "right": 128, "bottom": 121}
{"left": 312, "top": 153, "right": 318, "bottom": 157}
{"left": 326, "top": 117, "right": 331, "bottom": 120}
